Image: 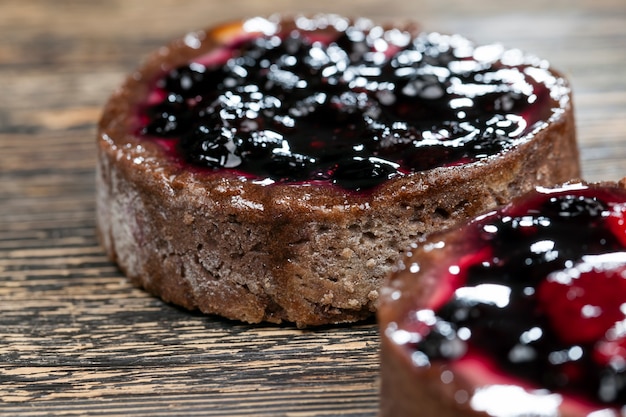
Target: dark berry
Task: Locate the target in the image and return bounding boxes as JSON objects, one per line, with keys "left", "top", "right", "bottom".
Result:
{"left": 333, "top": 29, "right": 369, "bottom": 62}
{"left": 265, "top": 150, "right": 316, "bottom": 181}
{"left": 236, "top": 129, "right": 285, "bottom": 160}
{"left": 142, "top": 112, "right": 188, "bottom": 138}
{"left": 331, "top": 157, "right": 399, "bottom": 190}
{"left": 179, "top": 125, "right": 241, "bottom": 168}
{"left": 142, "top": 94, "right": 190, "bottom": 137}
{"left": 596, "top": 368, "right": 626, "bottom": 403}
{"left": 542, "top": 195, "right": 609, "bottom": 219}
{"left": 164, "top": 63, "right": 228, "bottom": 98}
{"left": 415, "top": 319, "right": 467, "bottom": 361}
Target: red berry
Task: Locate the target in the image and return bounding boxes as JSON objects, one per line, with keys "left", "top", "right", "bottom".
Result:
{"left": 594, "top": 332, "right": 626, "bottom": 367}
{"left": 606, "top": 204, "right": 626, "bottom": 248}
{"left": 537, "top": 260, "right": 626, "bottom": 345}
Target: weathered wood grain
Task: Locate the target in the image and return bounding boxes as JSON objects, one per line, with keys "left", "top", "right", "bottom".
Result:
{"left": 1, "top": 0, "right": 625, "bottom": 415}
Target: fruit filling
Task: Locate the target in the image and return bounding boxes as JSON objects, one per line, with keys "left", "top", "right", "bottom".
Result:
{"left": 388, "top": 184, "right": 626, "bottom": 405}
{"left": 137, "top": 17, "right": 565, "bottom": 190}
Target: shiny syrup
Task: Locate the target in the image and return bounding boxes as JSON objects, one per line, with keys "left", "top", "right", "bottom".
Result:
{"left": 136, "top": 18, "right": 559, "bottom": 191}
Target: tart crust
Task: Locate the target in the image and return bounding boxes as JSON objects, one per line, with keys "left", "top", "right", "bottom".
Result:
{"left": 96, "top": 14, "right": 579, "bottom": 327}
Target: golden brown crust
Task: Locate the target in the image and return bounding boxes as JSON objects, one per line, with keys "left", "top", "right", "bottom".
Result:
{"left": 96, "top": 14, "right": 580, "bottom": 327}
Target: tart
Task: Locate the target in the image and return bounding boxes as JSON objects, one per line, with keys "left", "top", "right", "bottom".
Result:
{"left": 96, "top": 14, "right": 579, "bottom": 327}
{"left": 378, "top": 179, "right": 626, "bottom": 416}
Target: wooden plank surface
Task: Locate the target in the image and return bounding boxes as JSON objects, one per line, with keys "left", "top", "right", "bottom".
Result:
{"left": 1, "top": 0, "right": 625, "bottom": 415}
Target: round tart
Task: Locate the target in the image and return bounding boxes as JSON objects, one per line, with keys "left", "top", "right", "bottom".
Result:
{"left": 96, "top": 14, "right": 579, "bottom": 327}
{"left": 378, "top": 179, "right": 626, "bottom": 416}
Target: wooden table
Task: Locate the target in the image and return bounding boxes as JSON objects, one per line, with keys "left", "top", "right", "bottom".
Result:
{"left": 1, "top": 1, "right": 624, "bottom": 415}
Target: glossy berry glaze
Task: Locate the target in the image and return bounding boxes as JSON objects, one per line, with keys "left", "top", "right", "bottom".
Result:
{"left": 384, "top": 183, "right": 626, "bottom": 414}
{"left": 136, "top": 16, "right": 565, "bottom": 191}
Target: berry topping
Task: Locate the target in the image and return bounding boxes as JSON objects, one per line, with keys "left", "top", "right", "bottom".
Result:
{"left": 388, "top": 184, "right": 626, "bottom": 406}
{"left": 136, "top": 17, "right": 565, "bottom": 190}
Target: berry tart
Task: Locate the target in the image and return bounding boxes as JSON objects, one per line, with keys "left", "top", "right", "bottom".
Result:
{"left": 378, "top": 179, "right": 626, "bottom": 416}
{"left": 96, "top": 14, "right": 579, "bottom": 327}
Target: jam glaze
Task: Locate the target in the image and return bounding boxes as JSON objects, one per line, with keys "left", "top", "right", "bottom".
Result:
{"left": 381, "top": 182, "right": 626, "bottom": 416}
{"left": 136, "top": 15, "right": 566, "bottom": 191}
